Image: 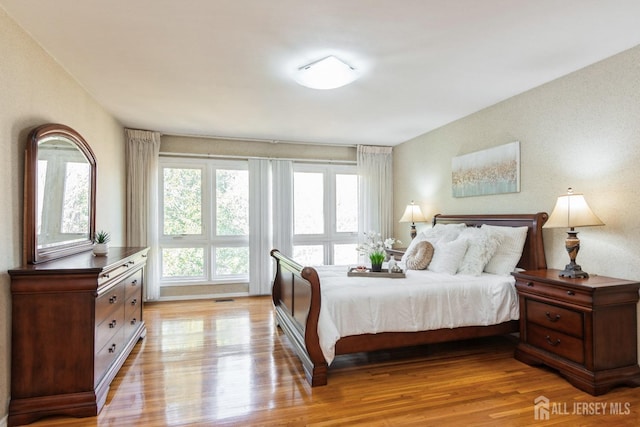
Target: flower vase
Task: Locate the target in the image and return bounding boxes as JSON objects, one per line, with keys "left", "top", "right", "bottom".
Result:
{"left": 371, "top": 263, "right": 382, "bottom": 272}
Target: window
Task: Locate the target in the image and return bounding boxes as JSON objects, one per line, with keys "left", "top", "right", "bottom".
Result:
{"left": 159, "top": 158, "right": 249, "bottom": 285}
{"left": 292, "top": 163, "right": 358, "bottom": 265}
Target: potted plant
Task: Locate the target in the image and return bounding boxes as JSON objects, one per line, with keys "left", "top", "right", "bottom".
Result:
{"left": 356, "top": 231, "right": 400, "bottom": 272}
{"left": 93, "top": 230, "right": 111, "bottom": 256}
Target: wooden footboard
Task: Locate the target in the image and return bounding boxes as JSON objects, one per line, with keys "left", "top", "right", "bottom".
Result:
{"left": 270, "top": 249, "right": 328, "bottom": 386}
{"left": 271, "top": 212, "right": 548, "bottom": 387}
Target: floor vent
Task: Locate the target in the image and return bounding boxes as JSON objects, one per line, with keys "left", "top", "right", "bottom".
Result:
{"left": 215, "top": 298, "right": 235, "bottom": 303}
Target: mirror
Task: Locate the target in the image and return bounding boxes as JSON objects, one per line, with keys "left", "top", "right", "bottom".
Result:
{"left": 24, "top": 124, "right": 96, "bottom": 264}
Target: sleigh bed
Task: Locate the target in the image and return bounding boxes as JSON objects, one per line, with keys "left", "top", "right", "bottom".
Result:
{"left": 271, "top": 213, "right": 548, "bottom": 386}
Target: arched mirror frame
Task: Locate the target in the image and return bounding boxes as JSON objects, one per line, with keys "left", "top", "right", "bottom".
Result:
{"left": 24, "top": 123, "right": 97, "bottom": 264}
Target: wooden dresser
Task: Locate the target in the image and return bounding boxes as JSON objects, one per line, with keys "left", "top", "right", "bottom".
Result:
{"left": 513, "top": 269, "right": 640, "bottom": 395}
{"left": 8, "top": 247, "right": 149, "bottom": 426}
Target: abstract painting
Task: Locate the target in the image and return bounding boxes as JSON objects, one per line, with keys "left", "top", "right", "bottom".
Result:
{"left": 452, "top": 141, "right": 520, "bottom": 197}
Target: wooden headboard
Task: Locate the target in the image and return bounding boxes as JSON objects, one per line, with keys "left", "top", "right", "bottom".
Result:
{"left": 433, "top": 212, "right": 548, "bottom": 271}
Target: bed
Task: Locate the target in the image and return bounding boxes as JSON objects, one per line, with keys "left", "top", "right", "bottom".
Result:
{"left": 270, "top": 213, "right": 548, "bottom": 386}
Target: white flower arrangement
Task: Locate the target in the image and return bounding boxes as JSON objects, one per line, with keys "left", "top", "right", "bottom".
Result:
{"left": 356, "top": 231, "right": 400, "bottom": 265}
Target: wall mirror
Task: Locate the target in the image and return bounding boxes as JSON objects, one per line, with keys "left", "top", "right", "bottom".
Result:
{"left": 24, "top": 123, "right": 96, "bottom": 264}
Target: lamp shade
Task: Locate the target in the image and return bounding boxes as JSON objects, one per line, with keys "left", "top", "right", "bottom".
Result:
{"left": 399, "top": 201, "right": 427, "bottom": 223}
{"left": 543, "top": 188, "right": 604, "bottom": 229}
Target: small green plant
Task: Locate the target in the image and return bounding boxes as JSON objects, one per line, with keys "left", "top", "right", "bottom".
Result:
{"left": 94, "top": 230, "right": 111, "bottom": 244}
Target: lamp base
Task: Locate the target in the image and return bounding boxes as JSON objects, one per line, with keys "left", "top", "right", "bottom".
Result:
{"left": 558, "top": 262, "right": 589, "bottom": 279}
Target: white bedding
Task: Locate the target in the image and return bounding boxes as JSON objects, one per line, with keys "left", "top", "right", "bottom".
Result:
{"left": 315, "top": 265, "right": 519, "bottom": 364}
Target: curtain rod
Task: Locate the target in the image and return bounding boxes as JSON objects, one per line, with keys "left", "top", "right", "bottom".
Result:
{"left": 159, "top": 151, "right": 357, "bottom": 165}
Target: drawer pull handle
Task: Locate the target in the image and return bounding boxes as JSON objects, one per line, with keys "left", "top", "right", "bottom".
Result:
{"left": 109, "top": 295, "right": 117, "bottom": 304}
{"left": 108, "top": 344, "right": 117, "bottom": 353}
{"left": 545, "top": 336, "right": 561, "bottom": 347}
{"left": 131, "top": 279, "right": 138, "bottom": 286}
{"left": 131, "top": 299, "right": 137, "bottom": 306}
{"left": 526, "top": 282, "right": 534, "bottom": 287}
{"left": 131, "top": 318, "right": 137, "bottom": 325}
{"left": 567, "top": 290, "right": 575, "bottom": 296}
{"left": 109, "top": 319, "right": 117, "bottom": 328}
{"left": 545, "top": 312, "right": 561, "bottom": 322}
{"left": 102, "top": 273, "right": 110, "bottom": 279}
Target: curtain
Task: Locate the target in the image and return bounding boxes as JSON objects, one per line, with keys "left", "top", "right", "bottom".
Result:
{"left": 271, "top": 160, "right": 294, "bottom": 257}
{"left": 125, "top": 128, "right": 161, "bottom": 301}
{"left": 357, "top": 145, "right": 394, "bottom": 239}
{"left": 248, "top": 159, "right": 273, "bottom": 295}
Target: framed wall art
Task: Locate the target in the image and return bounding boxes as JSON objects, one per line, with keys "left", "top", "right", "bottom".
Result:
{"left": 452, "top": 141, "right": 520, "bottom": 198}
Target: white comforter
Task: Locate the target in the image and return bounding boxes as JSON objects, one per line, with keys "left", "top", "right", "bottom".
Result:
{"left": 315, "top": 265, "right": 519, "bottom": 364}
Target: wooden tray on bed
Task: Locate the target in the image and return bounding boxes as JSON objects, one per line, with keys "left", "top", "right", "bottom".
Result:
{"left": 347, "top": 267, "right": 405, "bottom": 278}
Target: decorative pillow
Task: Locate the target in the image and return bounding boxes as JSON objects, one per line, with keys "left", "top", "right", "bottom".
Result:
{"left": 401, "top": 223, "right": 466, "bottom": 263}
{"left": 405, "top": 241, "right": 435, "bottom": 270}
{"left": 457, "top": 227, "right": 503, "bottom": 276}
{"left": 428, "top": 237, "right": 469, "bottom": 275}
{"left": 481, "top": 225, "right": 528, "bottom": 275}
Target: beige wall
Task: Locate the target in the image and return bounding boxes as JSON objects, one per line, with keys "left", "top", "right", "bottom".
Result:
{"left": 0, "top": 8, "right": 125, "bottom": 423}
{"left": 393, "top": 44, "right": 640, "bottom": 282}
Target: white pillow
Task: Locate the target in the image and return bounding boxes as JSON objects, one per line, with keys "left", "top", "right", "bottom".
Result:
{"left": 428, "top": 237, "right": 469, "bottom": 275}
{"left": 481, "top": 225, "right": 528, "bottom": 275}
{"left": 401, "top": 223, "right": 466, "bottom": 263}
{"left": 457, "top": 227, "right": 503, "bottom": 276}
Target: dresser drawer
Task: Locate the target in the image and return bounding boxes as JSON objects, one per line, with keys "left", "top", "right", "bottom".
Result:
{"left": 94, "top": 328, "right": 125, "bottom": 384}
{"left": 124, "top": 270, "right": 143, "bottom": 300}
{"left": 95, "top": 308, "right": 125, "bottom": 352}
{"left": 527, "top": 323, "right": 584, "bottom": 364}
{"left": 516, "top": 279, "right": 593, "bottom": 306}
{"left": 95, "top": 283, "right": 125, "bottom": 323}
{"left": 125, "top": 286, "right": 143, "bottom": 339}
{"left": 526, "top": 300, "right": 583, "bottom": 338}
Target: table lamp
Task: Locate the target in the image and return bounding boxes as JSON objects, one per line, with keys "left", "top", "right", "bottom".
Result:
{"left": 399, "top": 201, "right": 427, "bottom": 239}
{"left": 543, "top": 188, "right": 604, "bottom": 278}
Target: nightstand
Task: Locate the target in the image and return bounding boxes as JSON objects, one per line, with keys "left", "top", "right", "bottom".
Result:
{"left": 385, "top": 248, "right": 406, "bottom": 261}
{"left": 513, "top": 269, "right": 640, "bottom": 395}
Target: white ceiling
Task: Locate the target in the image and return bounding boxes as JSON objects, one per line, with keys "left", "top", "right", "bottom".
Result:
{"left": 3, "top": 0, "right": 640, "bottom": 146}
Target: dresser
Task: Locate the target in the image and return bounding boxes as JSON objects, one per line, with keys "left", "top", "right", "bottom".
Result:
{"left": 513, "top": 269, "right": 640, "bottom": 395}
{"left": 8, "top": 247, "right": 149, "bottom": 426}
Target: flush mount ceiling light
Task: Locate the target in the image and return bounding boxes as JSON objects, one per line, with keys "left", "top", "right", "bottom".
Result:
{"left": 294, "top": 55, "right": 359, "bottom": 90}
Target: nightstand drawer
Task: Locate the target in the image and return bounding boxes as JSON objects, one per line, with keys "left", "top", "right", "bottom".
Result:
{"left": 516, "top": 279, "right": 592, "bottom": 306}
{"left": 526, "top": 300, "right": 583, "bottom": 338}
{"left": 527, "top": 323, "right": 584, "bottom": 364}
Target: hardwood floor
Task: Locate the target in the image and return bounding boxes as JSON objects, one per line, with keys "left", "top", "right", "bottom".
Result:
{"left": 28, "top": 296, "right": 640, "bottom": 426}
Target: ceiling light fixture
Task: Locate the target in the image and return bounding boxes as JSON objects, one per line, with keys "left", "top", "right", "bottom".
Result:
{"left": 294, "top": 55, "right": 359, "bottom": 90}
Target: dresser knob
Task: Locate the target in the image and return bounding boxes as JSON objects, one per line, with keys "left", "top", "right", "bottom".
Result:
{"left": 131, "top": 318, "right": 137, "bottom": 325}
{"left": 109, "top": 295, "right": 117, "bottom": 304}
{"left": 545, "top": 336, "right": 561, "bottom": 347}
{"left": 108, "top": 344, "right": 117, "bottom": 353}
{"left": 567, "top": 290, "right": 575, "bottom": 296}
{"left": 102, "top": 273, "right": 110, "bottom": 279}
{"left": 545, "top": 312, "right": 561, "bottom": 322}
{"left": 131, "top": 279, "right": 138, "bottom": 286}
{"left": 109, "top": 320, "right": 117, "bottom": 328}
{"left": 131, "top": 299, "right": 137, "bottom": 306}
{"left": 526, "top": 282, "right": 534, "bottom": 287}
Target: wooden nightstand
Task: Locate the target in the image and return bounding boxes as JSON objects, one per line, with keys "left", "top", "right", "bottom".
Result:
{"left": 513, "top": 269, "right": 640, "bottom": 395}
{"left": 385, "top": 248, "right": 406, "bottom": 261}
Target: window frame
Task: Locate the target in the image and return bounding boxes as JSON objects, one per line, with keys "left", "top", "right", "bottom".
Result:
{"left": 292, "top": 162, "right": 358, "bottom": 265}
{"left": 158, "top": 157, "right": 250, "bottom": 286}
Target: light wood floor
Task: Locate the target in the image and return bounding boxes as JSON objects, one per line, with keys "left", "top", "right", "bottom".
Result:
{"left": 29, "top": 296, "right": 640, "bottom": 426}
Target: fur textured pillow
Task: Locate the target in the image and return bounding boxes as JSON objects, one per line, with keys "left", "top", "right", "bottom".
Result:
{"left": 405, "top": 240, "right": 435, "bottom": 270}
{"left": 457, "top": 227, "right": 503, "bottom": 276}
